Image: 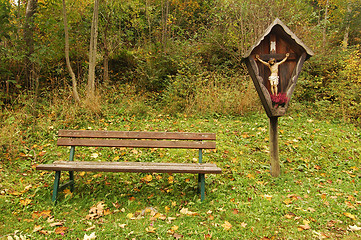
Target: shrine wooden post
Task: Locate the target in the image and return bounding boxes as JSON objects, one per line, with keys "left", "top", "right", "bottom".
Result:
{"left": 243, "top": 18, "right": 314, "bottom": 177}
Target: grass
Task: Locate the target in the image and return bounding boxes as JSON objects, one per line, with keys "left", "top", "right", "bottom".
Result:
{"left": 0, "top": 99, "right": 360, "bottom": 239}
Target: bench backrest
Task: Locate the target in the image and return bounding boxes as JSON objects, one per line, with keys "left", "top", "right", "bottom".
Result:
{"left": 57, "top": 130, "right": 216, "bottom": 149}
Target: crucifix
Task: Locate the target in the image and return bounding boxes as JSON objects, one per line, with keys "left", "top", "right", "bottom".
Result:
{"left": 255, "top": 35, "right": 294, "bottom": 96}
{"left": 243, "top": 19, "right": 313, "bottom": 177}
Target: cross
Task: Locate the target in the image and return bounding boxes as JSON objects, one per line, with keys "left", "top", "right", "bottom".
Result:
{"left": 255, "top": 35, "right": 296, "bottom": 61}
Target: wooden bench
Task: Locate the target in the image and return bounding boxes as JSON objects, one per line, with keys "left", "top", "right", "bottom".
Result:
{"left": 36, "top": 130, "right": 222, "bottom": 203}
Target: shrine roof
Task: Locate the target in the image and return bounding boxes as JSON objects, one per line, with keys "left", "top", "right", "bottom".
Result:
{"left": 244, "top": 18, "right": 314, "bottom": 59}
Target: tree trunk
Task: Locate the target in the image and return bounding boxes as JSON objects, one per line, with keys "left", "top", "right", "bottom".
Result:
{"left": 87, "top": 0, "right": 100, "bottom": 99}
{"left": 103, "top": 12, "right": 110, "bottom": 86}
{"left": 24, "top": 0, "right": 38, "bottom": 91}
{"left": 62, "top": 0, "right": 81, "bottom": 103}
{"left": 161, "top": 0, "right": 169, "bottom": 53}
{"left": 322, "top": 0, "right": 329, "bottom": 49}
{"left": 342, "top": 1, "right": 352, "bottom": 50}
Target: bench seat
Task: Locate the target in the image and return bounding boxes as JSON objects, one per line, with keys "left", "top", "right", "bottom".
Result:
{"left": 37, "top": 161, "right": 222, "bottom": 174}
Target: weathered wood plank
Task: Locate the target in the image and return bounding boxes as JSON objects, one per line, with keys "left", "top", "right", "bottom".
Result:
{"left": 57, "top": 138, "right": 216, "bottom": 149}
{"left": 36, "top": 161, "right": 222, "bottom": 174}
{"left": 58, "top": 130, "right": 216, "bottom": 140}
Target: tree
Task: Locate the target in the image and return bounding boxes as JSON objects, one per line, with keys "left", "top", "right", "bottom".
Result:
{"left": 62, "top": 0, "right": 81, "bottom": 103}
{"left": 87, "top": 0, "right": 100, "bottom": 99}
{"left": 24, "top": 0, "right": 38, "bottom": 92}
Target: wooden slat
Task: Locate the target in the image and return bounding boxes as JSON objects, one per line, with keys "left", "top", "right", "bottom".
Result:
{"left": 57, "top": 138, "right": 216, "bottom": 149}
{"left": 36, "top": 161, "right": 222, "bottom": 174}
{"left": 58, "top": 130, "right": 216, "bottom": 140}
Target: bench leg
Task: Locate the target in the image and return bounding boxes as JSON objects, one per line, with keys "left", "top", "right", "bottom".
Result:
{"left": 198, "top": 149, "right": 205, "bottom": 201}
{"left": 52, "top": 171, "right": 61, "bottom": 203}
{"left": 198, "top": 173, "right": 205, "bottom": 202}
{"left": 69, "top": 171, "right": 74, "bottom": 192}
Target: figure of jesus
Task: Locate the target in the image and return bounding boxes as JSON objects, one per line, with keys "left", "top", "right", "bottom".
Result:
{"left": 255, "top": 53, "right": 289, "bottom": 95}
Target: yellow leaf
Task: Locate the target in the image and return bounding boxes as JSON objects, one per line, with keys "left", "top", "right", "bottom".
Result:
{"left": 165, "top": 206, "right": 170, "bottom": 212}
{"left": 127, "top": 213, "right": 134, "bottom": 219}
{"left": 20, "top": 198, "right": 32, "bottom": 206}
{"left": 168, "top": 176, "right": 174, "bottom": 184}
{"left": 113, "top": 156, "right": 120, "bottom": 161}
{"left": 146, "top": 226, "right": 156, "bottom": 233}
{"left": 262, "top": 194, "right": 273, "bottom": 201}
{"left": 63, "top": 189, "right": 72, "bottom": 198}
{"left": 283, "top": 198, "right": 292, "bottom": 205}
{"left": 221, "top": 221, "right": 232, "bottom": 231}
{"left": 142, "top": 175, "right": 153, "bottom": 182}
{"left": 344, "top": 212, "right": 356, "bottom": 220}
{"left": 246, "top": 173, "right": 255, "bottom": 179}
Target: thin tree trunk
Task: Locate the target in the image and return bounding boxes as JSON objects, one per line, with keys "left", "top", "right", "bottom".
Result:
{"left": 24, "top": 0, "right": 38, "bottom": 91}
{"left": 87, "top": 0, "right": 100, "bottom": 99}
{"left": 103, "top": 12, "right": 110, "bottom": 86}
{"left": 161, "top": 0, "right": 169, "bottom": 53}
{"left": 342, "top": 1, "right": 352, "bottom": 50}
{"left": 62, "top": 0, "right": 81, "bottom": 103}
{"left": 146, "top": 0, "right": 152, "bottom": 40}
{"left": 322, "top": 0, "right": 329, "bottom": 49}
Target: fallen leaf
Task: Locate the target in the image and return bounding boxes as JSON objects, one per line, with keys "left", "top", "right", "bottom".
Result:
{"left": 33, "top": 225, "right": 43, "bottom": 232}
{"left": 173, "top": 232, "right": 183, "bottom": 239}
{"left": 307, "top": 207, "right": 316, "bottom": 212}
{"left": 20, "top": 198, "right": 32, "bottom": 206}
{"left": 348, "top": 225, "right": 361, "bottom": 231}
{"left": 86, "top": 201, "right": 106, "bottom": 220}
{"left": 90, "top": 153, "right": 99, "bottom": 158}
{"left": 55, "top": 226, "right": 68, "bottom": 235}
{"left": 180, "top": 208, "right": 198, "bottom": 216}
{"left": 83, "top": 232, "right": 96, "bottom": 240}
{"left": 146, "top": 226, "right": 156, "bottom": 233}
{"left": 247, "top": 173, "right": 255, "bottom": 179}
{"left": 283, "top": 199, "right": 292, "bottom": 205}
{"left": 38, "top": 151, "right": 47, "bottom": 156}
{"left": 32, "top": 210, "right": 52, "bottom": 219}
{"left": 240, "top": 222, "right": 247, "bottom": 228}
{"left": 85, "top": 226, "right": 96, "bottom": 232}
{"left": 221, "top": 221, "right": 232, "bottom": 230}
{"left": 119, "top": 224, "right": 127, "bottom": 228}
{"left": 49, "top": 222, "right": 63, "bottom": 227}
{"left": 142, "top": 175, "right": 153, "bottom": 182}
{"left": 262, "top": 194, "right": 273, "bottom": 201}
{"left": 298, "top": 224, "right": 311, "bottom": 231}
{"left": 168, "top": 176, "right": 174, "bottom": 184}
{"left": 344, "top": 212, "right": 356, "bottom": 220}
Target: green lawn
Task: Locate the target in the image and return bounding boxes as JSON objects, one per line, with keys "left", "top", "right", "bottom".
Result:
{"left": 1, "top": 111, "right": 360, "bottom": 239}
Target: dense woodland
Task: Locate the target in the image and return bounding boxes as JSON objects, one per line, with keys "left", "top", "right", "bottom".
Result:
{"left": 0, "top": 0, "right": 361, "bottom": 121}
